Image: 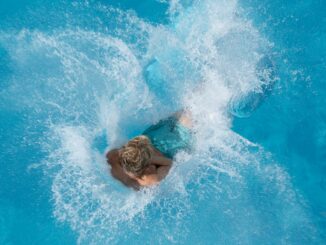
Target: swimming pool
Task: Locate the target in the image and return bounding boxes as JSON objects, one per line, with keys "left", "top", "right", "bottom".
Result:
{"left": 0, "top": 0, "right": 325, "bottom": 244}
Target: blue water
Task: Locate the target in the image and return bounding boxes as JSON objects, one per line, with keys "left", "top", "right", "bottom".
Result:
{"left": 0, "top": 0, "right": 325, "bottom": 244}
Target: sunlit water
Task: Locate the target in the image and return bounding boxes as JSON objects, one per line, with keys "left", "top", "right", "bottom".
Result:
{"left": 0, "top": 0, "right": 325, "bottom": 244}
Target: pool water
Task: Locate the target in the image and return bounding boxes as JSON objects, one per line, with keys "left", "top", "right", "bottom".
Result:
{"left": 0, "top": 0, "right": 325, "bottom": 244}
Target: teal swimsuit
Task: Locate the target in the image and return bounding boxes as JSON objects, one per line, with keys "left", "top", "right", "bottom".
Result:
{"left": 143, "top": 116, "right": 193, "bottom": 158}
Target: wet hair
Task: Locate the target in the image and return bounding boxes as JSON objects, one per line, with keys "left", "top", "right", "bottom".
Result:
{"left": 119, "top": 135, "right": 153, "bottom": 177}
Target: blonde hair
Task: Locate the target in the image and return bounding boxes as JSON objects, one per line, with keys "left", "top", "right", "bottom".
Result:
{"left": 119, "top": 135, "right": 153, "bottom": 177}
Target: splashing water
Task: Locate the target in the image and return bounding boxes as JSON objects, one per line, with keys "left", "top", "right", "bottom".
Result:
{"left": 0, "top": 0, "right": 325, "bottom": 244}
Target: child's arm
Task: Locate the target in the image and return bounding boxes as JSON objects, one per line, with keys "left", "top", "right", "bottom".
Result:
{"left": 151, "top": 156, "right": 172, "bottom": 166}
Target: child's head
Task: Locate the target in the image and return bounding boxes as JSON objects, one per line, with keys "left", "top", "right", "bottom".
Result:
{"left": 119, "top": 135, "right": 153, "bottom": 177}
